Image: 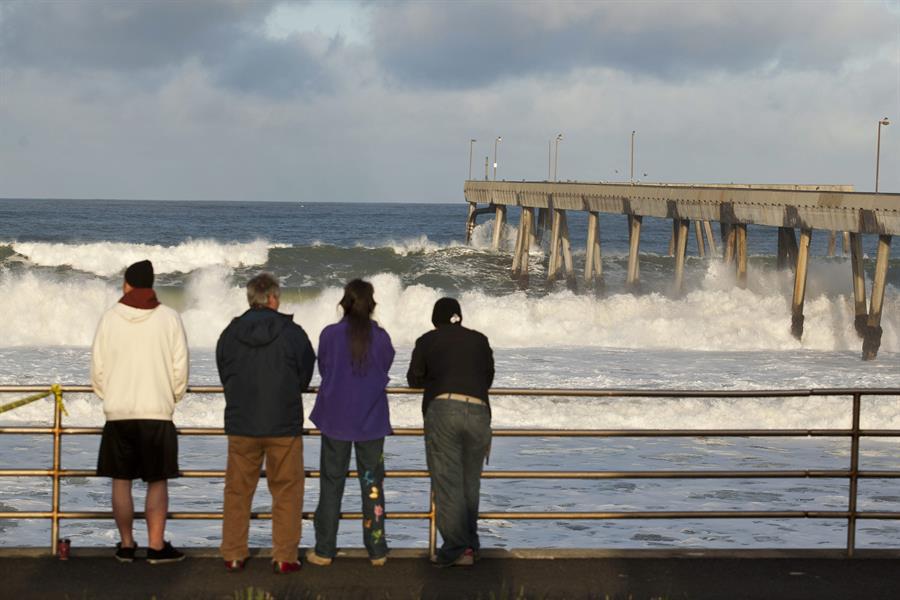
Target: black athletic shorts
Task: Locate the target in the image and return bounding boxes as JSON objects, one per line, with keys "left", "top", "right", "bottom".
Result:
{"left": 97, "top": 420, "right": 179, "bottom": 482}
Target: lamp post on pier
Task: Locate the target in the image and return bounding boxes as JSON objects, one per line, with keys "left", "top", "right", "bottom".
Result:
{"left": 630, "top": 130, "right": 636, "bottom": 183}
{"left": 493, "top": 136, "right": 502, "bottom": 180}
{"left": 554, "top": 134, "right": 563, "bottom": 181}
{"left": 876, "top": 117, "right": 890, "bottom": 193}
{"left": 468, "top": 138, "right": 477, "bottom": 180}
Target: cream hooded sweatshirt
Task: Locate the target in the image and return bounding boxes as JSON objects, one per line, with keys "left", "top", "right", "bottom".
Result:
{"left": 91, "top": 302, "right": 189, "bottom": 421}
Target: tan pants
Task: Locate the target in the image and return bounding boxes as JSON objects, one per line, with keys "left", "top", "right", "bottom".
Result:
{"left": 221, "top": 435, "right": 304, "bottom": 563}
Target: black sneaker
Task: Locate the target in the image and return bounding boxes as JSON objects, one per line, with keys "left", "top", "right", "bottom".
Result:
{"left": 146, "top": 541, "right": 185, "bottom": 564}
{"left": 114, "top": 542, "right": 138, "bottom": 563}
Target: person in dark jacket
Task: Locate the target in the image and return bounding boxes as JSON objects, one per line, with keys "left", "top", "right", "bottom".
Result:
{"left": 216, "top": 273, "right": 315, "bottom": 575}
{"left": 306, "top": 279, "right": 394, "bottom": 567}
{"left": 407, "top": 298, "right": 494, "bottom": 567}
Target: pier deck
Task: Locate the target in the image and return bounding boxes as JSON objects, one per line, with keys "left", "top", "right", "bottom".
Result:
{"left": 4, "top": 549, "right": 900, "bottom": 599}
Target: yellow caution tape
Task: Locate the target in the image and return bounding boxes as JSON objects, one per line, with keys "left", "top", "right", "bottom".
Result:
{"left": 0, "top": 384, "right": 68, "bottom": 416}
{"left": 51, "top": 383, "right": 68, "bottom": 417}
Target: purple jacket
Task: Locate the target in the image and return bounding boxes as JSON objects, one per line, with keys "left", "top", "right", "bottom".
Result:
{"left": 310, "top": 318, "right": 394, "bottom": 441}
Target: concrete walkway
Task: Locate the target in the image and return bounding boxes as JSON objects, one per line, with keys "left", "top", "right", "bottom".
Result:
{"left": 4, "top": 550, "right": 900, "bottom": 599}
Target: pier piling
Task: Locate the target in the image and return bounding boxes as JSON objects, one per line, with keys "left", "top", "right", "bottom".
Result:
{"left": 626, "top": 215, "right": 643, "bottom": 289}
{"left": 584, "top": 211, "right": 602, "bottom": 283}
{"left": 673, "top": 219, "right": 690, "bottom": 295}
{"left": 722, "top": 224, "right": 736, "bottom": 265}
{"left": 790, "top": 229, "right": 812, "bottom": 340}
{"left": 735, "top": 224, "right": 748, "bottom": 288}
{"left": 862, "top": 235, "right": 892, "bottom": 360}
{"left": 849, "top": 233, "right": 868, "bottom": 337}
{"left": 559, "top": 211, "right": 576, "bottom": 289}
{"left": 703, "top": 221, "right": 719, "bottom": 257}
{"left": 492, "top": 205, "right": 507, "bottom": 250}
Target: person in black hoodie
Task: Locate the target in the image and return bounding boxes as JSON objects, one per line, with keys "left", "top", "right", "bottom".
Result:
{"left": 407, "top": 298, "right": 494, "bottom": 567}
{"left": 216, "top": 273, "right": 315, "bottom": 575}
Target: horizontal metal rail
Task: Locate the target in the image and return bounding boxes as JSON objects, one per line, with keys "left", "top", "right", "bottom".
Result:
{"left": 2, "top": 385, "right": 900, "bottom": 557}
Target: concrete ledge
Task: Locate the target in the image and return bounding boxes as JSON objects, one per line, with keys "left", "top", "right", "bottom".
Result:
{"left": 4, "top": 553, "right": 900, "bottom": 599}
{"left": 4, "top": 546, "right": 900, "bottom": 559}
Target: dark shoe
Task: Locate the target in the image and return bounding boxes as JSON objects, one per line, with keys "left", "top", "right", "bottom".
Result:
{"left": 431, "top": 548, "right": 475, "bottom": 568}
{"left": 114, "top": 542, "right": 138, "bottom": 563}
{"left": 146, "top": 541, "right": 185, "bottom": 564}
{"left": 272, "top": 560, "right": 302, "bottom": 574}
{"left": 224, "top": 558, "right": 246, "bottom": 573}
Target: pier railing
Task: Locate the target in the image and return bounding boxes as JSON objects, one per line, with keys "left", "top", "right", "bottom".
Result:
{"left": 2, "top": 385, "right": 900, "bottom": 558}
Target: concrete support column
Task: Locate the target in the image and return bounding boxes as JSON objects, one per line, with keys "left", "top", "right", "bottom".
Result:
{"left": 735, "top": 224, "right": 748, "bottom": 288}
{"left": 668, "top": 220, "right": 677, "bottom": 257}
{"left": 863, "top": 235, "right": 892, "bottom": 360}
{"left": 791, "top": 228, "right": 812, "bottom": 340}
{"left": 511, "top": 207, "right": 527, "bottom": 279}
{"left": 722, "top": 223, "right": 736, "bottom": 265}
{"left": 559, "top": 211, "right": 576, "bottom": 290}
{"left": 827, "top": 231, "right": 837, "bottom": 257}
{"left": 703, "top": 221, "right": 718, "bottom": 257}
{"left": 512, "top": 208, "right": 533, "bottom": 289}
{"left": 466, "top": 203, "right": 477, "bottom": 244}
{"left": 491, "top": 205, "right": 507, "bottom": 250}
{"left": 694, "top": 220, "right": 705, "bottom": 258}
{"left": 626, "top": 215, "right": 643, "bottom": 289}
{"left": 777, "top": 227, "right": 799, "bottom": 271}
{"left": 673, "top": 219, "right": 690, "bottom": 295}
{"left": 547, "top": 208, "right": 563, "bottom": 282}
{"left": 849, "top": 233, "right": 868, "bottom": 337}
{"left": 584, "top": 211, "right": 602, "bottom": 283}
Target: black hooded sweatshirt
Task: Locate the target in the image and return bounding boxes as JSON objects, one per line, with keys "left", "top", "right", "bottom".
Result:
{"left": 407, "top": 323, "right": 494, "bottom": 417}
{"left": 216, "top": 307, "right": 316, "bottom": 437}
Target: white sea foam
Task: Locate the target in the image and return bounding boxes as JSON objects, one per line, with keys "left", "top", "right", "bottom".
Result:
{"left": 7, "top": 239, "right": 280, "bottom": 276}
{"left": 0, "top": 263, "right": 898, "bottom": 352}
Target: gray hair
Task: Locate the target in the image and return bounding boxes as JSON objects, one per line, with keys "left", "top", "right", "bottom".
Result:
{"left": 246, "top": 273, "right": 281, "bottom": 308}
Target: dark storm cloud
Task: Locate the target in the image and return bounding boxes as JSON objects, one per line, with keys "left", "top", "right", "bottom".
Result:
{"left": 0, "top": 0, "right": 333, "bottom": 96}
{"left": 370, "top": 1, "right": 899, "bottom": 88}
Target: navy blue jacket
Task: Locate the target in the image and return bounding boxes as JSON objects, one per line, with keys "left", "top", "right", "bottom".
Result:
{"left": 216, "top": 307, "right": 316, "bottom": 437}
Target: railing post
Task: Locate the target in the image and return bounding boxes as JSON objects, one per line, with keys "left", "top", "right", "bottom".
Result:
{"left": 51, "top": 386, "right": 63, "bottom": 556}
{"left": 428, "top": 488, "right": 437, "bottom": 558}
{"left": 847, "top": 392, "right": 861, "bottom": 557}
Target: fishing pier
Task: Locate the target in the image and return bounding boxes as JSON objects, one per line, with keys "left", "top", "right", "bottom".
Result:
{"left": 464, "top": 180, "right": 900, "bottom": 360}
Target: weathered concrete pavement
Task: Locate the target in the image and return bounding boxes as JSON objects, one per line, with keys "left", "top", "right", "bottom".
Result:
{"left": 4, "top": 551, "right": 900, "bottom": 599}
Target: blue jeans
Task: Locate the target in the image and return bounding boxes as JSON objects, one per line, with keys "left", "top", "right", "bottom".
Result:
{"left": 424, "top": 399, "right": 491, "bottom": 563}
{"left": 313, "top": 435, "right": 388, "bottom": 559}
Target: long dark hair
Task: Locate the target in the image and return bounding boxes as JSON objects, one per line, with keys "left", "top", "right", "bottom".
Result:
{"left": 339, "top": 279, "right": 376, "bottom": 371}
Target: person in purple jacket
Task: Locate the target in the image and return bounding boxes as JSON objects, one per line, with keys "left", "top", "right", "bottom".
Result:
{"left": 307, "top": 279, "right": 394, "bottom": 567}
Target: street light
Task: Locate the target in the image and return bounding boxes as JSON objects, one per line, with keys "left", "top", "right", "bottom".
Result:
{"left": 876, "top": 117, "right": 890, "bottom": 193}
{"left": 493, "top": 136, "right": 502, "bottom": 181}
{"left": 554, "top": 133, "right": 563, "bottom": 181}
{"left": 468, "top": 138, "right": 477, "bottom": 180}
{"left": 630, "top": 130, "right": 636, "bottom": 183}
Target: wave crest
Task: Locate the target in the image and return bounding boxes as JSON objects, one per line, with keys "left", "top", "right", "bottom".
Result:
{"left": 8, "top": 239, "right": 279, "bottom": 276}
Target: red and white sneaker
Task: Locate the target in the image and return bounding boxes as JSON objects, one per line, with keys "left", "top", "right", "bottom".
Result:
{"left": 272, "top": 560, "right": 302, "bottom": 574}
{"left": 224, "top": 558, "right": 246, "bottom": 573}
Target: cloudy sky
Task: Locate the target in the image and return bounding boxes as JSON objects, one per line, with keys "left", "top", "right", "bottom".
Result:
{"left": 1, "top": 0, "right": 898, "bottom": 202}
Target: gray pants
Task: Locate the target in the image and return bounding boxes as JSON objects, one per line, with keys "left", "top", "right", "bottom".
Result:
{"left": 424, "top": 399, "right": 491, "bottom": 563}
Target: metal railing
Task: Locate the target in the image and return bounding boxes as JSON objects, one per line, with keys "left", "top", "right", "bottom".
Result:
{"left": 2, "top": 385, "right": 900, "bottom": 557}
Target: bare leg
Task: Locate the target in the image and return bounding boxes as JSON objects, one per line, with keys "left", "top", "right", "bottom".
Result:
{"left": 111, "top": 479, "right": 135, "bottom": 548}
{"left": 145, "top": 480, "right": 169, "bottom": 550}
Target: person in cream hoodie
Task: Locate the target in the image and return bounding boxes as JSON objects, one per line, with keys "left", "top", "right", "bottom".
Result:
{"left": 91, "top": 259, "right": 189, "bottom": 564}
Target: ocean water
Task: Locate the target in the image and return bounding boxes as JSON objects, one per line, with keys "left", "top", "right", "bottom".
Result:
{"left": 1, "top": 198, "right": 900, "bottom": 551}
